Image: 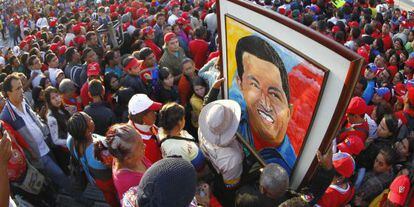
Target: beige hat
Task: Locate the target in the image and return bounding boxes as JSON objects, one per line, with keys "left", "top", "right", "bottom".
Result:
{"left": 198, "top": 100, "right": 241, "bottom": 147}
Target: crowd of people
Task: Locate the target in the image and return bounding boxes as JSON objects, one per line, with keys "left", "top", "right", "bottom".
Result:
{"left": 0, "top": 0, "right": 413, "bottom": 206}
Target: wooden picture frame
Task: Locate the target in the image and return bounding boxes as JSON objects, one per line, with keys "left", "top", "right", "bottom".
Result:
{"left": 217, "top": 0, "right": 364, "bottom": 189}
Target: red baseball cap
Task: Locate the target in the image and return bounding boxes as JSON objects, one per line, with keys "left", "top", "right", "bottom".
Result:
{"left": 332, "top": 152, "right": 355, "bottom": 178}
{"left": 177, "top": 17, "right": 186, "bottom": 25}
{"left": 49, "top": 19, "right": 58, "bottom": 27}
{"left": 109, "top": 4, "right": 117, "bottom": 13}
{"left": 388, "top": 175, "right": 410, "bottom": 206}
{"left": 87, "top": 62, "right": 101, "bottom": 76}
{"left": 164, "top": 32, "right": 176, "bottom": 44}
{"left": 19, "top": 41, "right": 27, "bottom": 49}
{"left": 357, "top": 47, "right": 369, "bottom": 63}
{"left": 387, "top": 65, "right": 398, "bottom": 78}
{"left": 348, "top": 21, "right": 359, "bottom": 28}
{"left": 141, "top": 26, "right": 154, "bottom": 35}
{"left": 58, "top": 45, "right": 67, "bottom": 56}
{"left": 181, "top": 12, "right": 189, "bottom": 19}
{"left": 73, "top": 24, "right": 82, "bottom": 35}
{"left": 346, "top": 96, "right": 367, "bottom": 115}
{"left": 393, "top": 83, "right": 406, "bottom": 97}
{"left": 337, "top": 135, "right": 365, "bottom": 155}
{"left": 137, "top": 8, "right": 148, "bottom": 16}
{"left": 405, "top": 58, "right": 414, "bottom": 68}
{"left": 74, "top": 36, "right": 86, "bottom": 46}
{"left": 50, "top": 43, "right": 59, "bottom": 52}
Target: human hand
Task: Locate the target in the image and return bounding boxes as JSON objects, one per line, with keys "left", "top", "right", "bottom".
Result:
{"left": 317, "top": 148, "right": 333, "bottom": 170}
{"left": 0, "top": 134, "right": 12, "bottom": 167}
{"left": 212, "top": 78, "right": 224, "bottom": 89}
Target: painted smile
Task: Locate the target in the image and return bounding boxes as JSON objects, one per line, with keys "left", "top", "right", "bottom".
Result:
{"left": 257, "top": 109, "right": 274, "bottom": 124}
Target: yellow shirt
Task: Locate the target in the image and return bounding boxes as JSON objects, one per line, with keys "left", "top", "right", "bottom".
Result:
{"left": 190, "top": 94, "right": 203, "bottom": 128}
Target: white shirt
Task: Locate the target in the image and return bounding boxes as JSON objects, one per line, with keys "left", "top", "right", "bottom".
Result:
{"left": 204, "top": 13, "right": 217, "bottom": 35}
{"left": 10, "top": 101, "right": 49, "bottom": 156}
{"left": 36, "top": 17, "right": 48, "bottom": 29}
{"left": 47, "top": 110, "right": 68, "bottom": 147}
{"left": 48, "top": 67, "right": 59, "bottom": 86}
{"left": 168, "top": 14, "right": 179, "bottom": 26}
{"left": 130, "top": 121, "right": 156, "bottom": 141}
{"left": 30, "top": 70, "right": 43, "bottom": 88}
{"left": 365, "top": 114, "right": 378, "bottom": 139}
{"left": 200, "top": 137, "right": 244, "bottom": 186}
{"left": 127, "top": 25, "right": 136, "bottom": 36}
{"left": 159, "top": 128, "right": 199, "bottom": 162}
{"left": 65, "top": 33, "right": 75, "bottom": 46}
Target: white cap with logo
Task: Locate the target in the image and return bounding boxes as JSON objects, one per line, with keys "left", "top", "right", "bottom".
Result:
{"left": 128, "top": 94, "right": 162, "bottom": 115}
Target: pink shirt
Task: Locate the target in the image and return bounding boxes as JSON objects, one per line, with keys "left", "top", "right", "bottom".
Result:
{"left": 113, "top": 157, "right": 152, "bottom": 200}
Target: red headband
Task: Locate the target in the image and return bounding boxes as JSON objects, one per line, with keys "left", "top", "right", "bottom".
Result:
{"left": 124, "top": 58, "right": 142, "bottom": 71}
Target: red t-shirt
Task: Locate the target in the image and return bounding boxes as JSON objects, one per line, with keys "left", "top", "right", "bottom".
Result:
{"left": 80, "top": 82, "right": 92, "bottom": 107}
{"left": 129, "top": 121, "right": 162, "bottom": 163}
{"left": 382, "top": 34, "right": 392, "bottom": 51}
{"left": 189, "top": 39, "right": 209, "bottom": 69}
{"left": 318, "top": 184, "right": 355, "bottom": 207}
{"left": 144, "top": 39, "right": 162, "bottom": 61}
{"left": 178, "top": 75, "right": 192, "bottom": 106}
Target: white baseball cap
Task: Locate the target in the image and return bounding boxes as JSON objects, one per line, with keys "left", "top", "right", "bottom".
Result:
{"left": 128, "top": 94, "right": 162, "bottom": 115}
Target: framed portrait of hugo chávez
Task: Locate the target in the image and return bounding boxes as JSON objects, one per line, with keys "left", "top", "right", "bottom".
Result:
{"left": 217, "top": 0, "right": 364, "bottom": 189}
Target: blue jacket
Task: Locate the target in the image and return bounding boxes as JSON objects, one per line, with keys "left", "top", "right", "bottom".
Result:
{"left": 0, "top": 100, "right": 50, "bottom": 161}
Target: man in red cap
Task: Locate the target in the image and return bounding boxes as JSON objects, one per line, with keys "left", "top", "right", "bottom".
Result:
{"left": 159, "top": 32, "right": 187, "bottom": 82}
{"left": 339, "top": 97, "right": 370, "bottom": 142}
{"left": 80, "top": 62, "right": 101, "bottom": 107}
{"left": 120, "top": 56, "right": 148, "bottom": 95}
{"left": 142, "top": 26, "right": 162, "bottom": 61}
{"left": 318, "top": 152, "right": 355, "bottom": 207}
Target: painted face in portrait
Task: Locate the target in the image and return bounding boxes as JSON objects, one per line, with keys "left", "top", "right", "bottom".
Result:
{"left": 238, "top": 52, "right": 291, "bottom": 147}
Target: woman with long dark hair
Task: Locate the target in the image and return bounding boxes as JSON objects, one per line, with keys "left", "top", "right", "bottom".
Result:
{"left": 67, "top": 112, "right": 119, "bottom": 207}
{"left": 44, "top": 86, "right": 71, "bottom": 174}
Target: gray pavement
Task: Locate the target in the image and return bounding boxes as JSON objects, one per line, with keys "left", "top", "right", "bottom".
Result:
{"left": 395, "top": 0, "right": 413, "bottom": 11}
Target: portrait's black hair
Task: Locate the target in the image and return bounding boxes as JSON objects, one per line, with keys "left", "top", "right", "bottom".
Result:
{"left": 235, "top": 35, "right": 290, "bottom": 102}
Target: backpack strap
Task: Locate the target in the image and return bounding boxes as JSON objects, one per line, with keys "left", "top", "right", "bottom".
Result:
{"left": 159, "top": 135, "right": 196, "bottom": 145}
